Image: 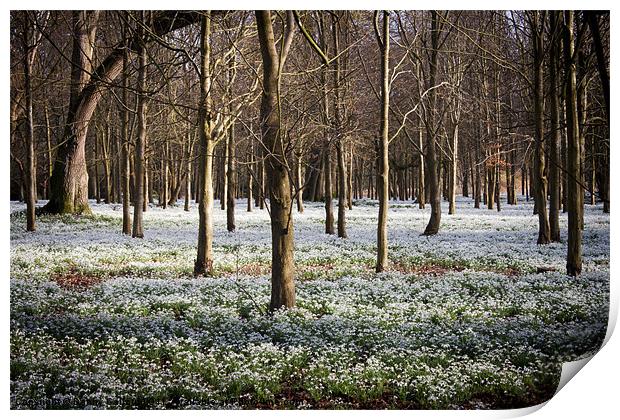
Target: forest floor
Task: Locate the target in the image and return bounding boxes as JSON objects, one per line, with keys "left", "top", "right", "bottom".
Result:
{"left": 9, "top": 196, "right": 609, "bottom": 409}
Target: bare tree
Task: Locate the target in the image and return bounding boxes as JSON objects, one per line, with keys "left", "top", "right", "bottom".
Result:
{"left": 256, "top": 10, "right": 296, "bottom": 310}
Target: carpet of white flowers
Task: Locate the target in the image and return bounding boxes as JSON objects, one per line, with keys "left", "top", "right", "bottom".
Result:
{"left": 10, "top": 196, "right": 609, "bottom": 409}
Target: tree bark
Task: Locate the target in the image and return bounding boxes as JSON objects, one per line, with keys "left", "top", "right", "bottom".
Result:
{"left": 564, "top": 11, "right": 582, "bottom": 276}
{"left": 333, "top": 14, "right": 347, "bottom": 238}
{"left": 121, "top": 38, "right": 132, "bottom": 234}
{"left": 195, "top": 12, "right": 216, "bottom": 277}
{"left": 132, "top": 11, "right": 148, "bottom": 239}
{"left": 22, "top": 11, "right": 37, "bottom": 231}
{"left": 532, "top": 11, "right": 550, "bottom": 244}
{"left": 256, "top": 10, "right": 296, "bottom": 310}
{"left": 376, "top": 11, "right": 390, "bottom": 271}
{"left": 226, "top": 113, "right": 236, "bottom": 231}
{"left": 548, "top": 12, "right": 562, "bottom": 242}
{"left": 423, "top": 11, "right": 441, "bottom": 235}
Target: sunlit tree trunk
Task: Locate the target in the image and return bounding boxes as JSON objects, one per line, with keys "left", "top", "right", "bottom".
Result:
{"left": 195, "top": 12, "right": 215, "bottom": 277}
{"left": 256, "top": 10, "right": 296, "bottom": 310}
{"left": 375, "top": 11, "right": 390, "bottom": 271}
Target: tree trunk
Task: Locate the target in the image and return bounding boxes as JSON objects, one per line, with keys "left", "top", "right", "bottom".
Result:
{"left": 448, "top": 123, "right": 458, "bottom": 215}
{"left": 548, "top": 11, "right": 562, "bottom": 242}
{"left": 323, "top": 150, "right": 335, "bottom": 234}
{"left": 376, "top": 11, "right": 390, "bottom": 271}
{"left": 121, "top": 33, "right": 132, "bottom": 234}
{"left": 44, "top": 104, "right": 53, "bottom": 200}
{"left": 195, "top": 12, "right": 215, "bottom": 277}
{"left": 94, "top": 132, "right": 101, "bottom": 204}
{"left": 333, "top": 14, "right": 347, "bottom": 238}
{"left": 532, "top": 11, "right": 550, "bottom": 244}
{"left": 22, "top": 11, "right": 37, "bottom": 231}
{"left": 417, "top": 128, "right": 425, "bottom": 209}
{"left": 184, "top": 130, "right": 192, "bottom": 212}
{"left": 584, "top": 12, "right": 609, "bottom": 122}
{"left": 423, "top": 11, "right": 441, "bottom": 235}
{"left": 295, "top": 149, "right": 304, "bottom": 213}
{"left": 132, "top": 12, "right": 147, "bottom": 239}
{"left": 247, "top": 146, "right": 254, "bottom": 212}
{"left": 101, "top": 124, "right": 112, "bottom": 204}
{"left": 256, "top": 10, "right": 296, "bottom": 310}
{"left": 226, "top": 117, "right": 236, "bottom": 231}
{"left": 42, "top": 11, "right": 199, "bottom": 215}
{"left": 564, "top": 11, "right": 582, "bottom": 276}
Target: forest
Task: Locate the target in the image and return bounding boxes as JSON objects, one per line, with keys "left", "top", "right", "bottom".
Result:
{"left": 9, "top": 10, "right": 610, "bottom": 409}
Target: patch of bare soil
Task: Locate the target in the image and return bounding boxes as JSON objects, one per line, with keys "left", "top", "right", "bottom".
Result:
{"left": 51, "top": 268, "right": 104, "bottom": 290}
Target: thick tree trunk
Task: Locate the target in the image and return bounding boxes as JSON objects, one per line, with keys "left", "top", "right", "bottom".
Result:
{"left": 423, "top": 11, "right": 441, "bottom": 235}
{"left": 42, "top": 11, "right": 200, "bottom": 215}
{"left": 256, "top": 10, "right": 296, "bottom": 310}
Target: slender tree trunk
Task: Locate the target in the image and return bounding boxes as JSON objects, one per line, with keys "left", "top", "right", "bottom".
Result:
{"left": 184, "top": 130, "right": 192, "bottom": 212}
{"left": 474, "top": 136, "right": 481, "bottom": 208}
{"left": 144, "top": 155, "right": 150, "bottom": 211}
{"left": 347, "top": 143, "right": 353, "bottom": 209}
{"left": 247, "top": 146, "right": 254, "bottom": 212}
{"left": 132, "top": 11, "right": 147, "bottom": 239}
{"left": 417, "top": 128, "right": 425, "bottom": 209}
{"left": 22, "top": 11, "right": 36, "bottom": 231}
{"left": 44, "top": 104, "right": 53, "bottom": 200}
{"left": 195, "top": 12, "right": 215, "bottom": 276}
{"left": 324, "top": 151, "right": 335, "bottom": 234}
{"left": 221, "top": 135, "right": 229, "bottom": 211}
{"left": 532, "top": 11, "right": 550, "bottom": 244}
{"left": 94, "top": 132, "right": 101, "bottom": 204}
{"left": 333, "top": 15, "right": 347, "bottom": 238}
{"left": 226, "top": 118, "right": 236, "bottom": 231}
{"left": 564, "top": 11, "right": 582, "bottom": 276}
{"left": 101, "top": 124, "right": 112, "bottom": 204}
{"left": 295, "top": 147, "right": 304, "bottom": 212}
{"left": 448, "top": 123, "right": 458, "bottom": 215}
{"left": 121, "top": 33, "right": 132, "bottom": 234}
{"left": 376, "top": 11, "right": 390, "bottom": 271}
{"left": 548, "top": 11, "right": 562, "bottom": 242}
